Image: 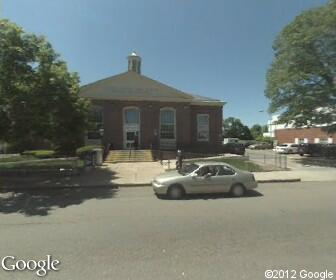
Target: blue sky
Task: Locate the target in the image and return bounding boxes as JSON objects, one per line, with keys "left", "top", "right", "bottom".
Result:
{"left": 1, "top": 0, "right": 328, "bottom": 126}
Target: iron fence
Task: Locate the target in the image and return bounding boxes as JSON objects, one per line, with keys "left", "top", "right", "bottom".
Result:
{"left": 245, "top": 150, "right": 288, "bottom": 169}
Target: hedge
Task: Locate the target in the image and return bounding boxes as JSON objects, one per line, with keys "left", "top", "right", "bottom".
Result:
{"left": 22, "top": 150, "right": 56, "bottom": 159}
{"left": 76, "top": 145, "right": 103, "bottom": 158}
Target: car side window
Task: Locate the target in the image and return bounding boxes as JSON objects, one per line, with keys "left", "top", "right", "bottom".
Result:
{"left": 196, "top": 166, "right": 209, "bottom": 176}
{"left": 196, "top": 166, "right": 217, "bottom": 176}
{"left": 217, "top": 166, "right": 235, "bottom": 176}
{"left": 208, "top": 166, "right": 218, "bottom": 176}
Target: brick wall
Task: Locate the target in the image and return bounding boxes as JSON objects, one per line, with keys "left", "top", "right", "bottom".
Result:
{"left": 92, "top": 100, "right": 223, "bottom": 151}
{"left": 275, "top": 127, "right": 335, "bottom": 144}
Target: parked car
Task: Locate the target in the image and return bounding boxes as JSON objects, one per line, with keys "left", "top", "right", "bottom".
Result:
{"left": 223, "top": 138, "right": 239, "bottom": 144}
{"left": 249, "top": 142, "right": 273, "bottom": 150}
{"left": 222, "top": 143, "right": 245, "bottom": 155}
{"left": 274, "top": 143, "right": 299, "bottom": 154}
{"left": 152, "top": 162, "right": 258, "bottom": 199}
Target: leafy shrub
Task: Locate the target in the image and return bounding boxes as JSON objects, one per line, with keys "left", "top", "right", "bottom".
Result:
{"left": 22, "top": 150, "right": 56, "bottom": 159}
{"left": 299, "top": 144, "right": 336, "bottom": 157}
{"left": 255, "top": 136, "right": 273, "bottom": 143}
{"left": 76, "top": 145, "right": 102, "bottom": 159}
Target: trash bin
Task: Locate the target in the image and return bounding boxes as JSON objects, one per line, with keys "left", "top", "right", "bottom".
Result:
{"left": 93, "top": 148, "right": 103, "bottom": 166}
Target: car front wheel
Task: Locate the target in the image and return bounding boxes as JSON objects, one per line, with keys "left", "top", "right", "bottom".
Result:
{"left": 230, "top": 184, "right": 245, "bottom": 197}
{"left": 167, "top": 185, "right": 185, "bottom": 199}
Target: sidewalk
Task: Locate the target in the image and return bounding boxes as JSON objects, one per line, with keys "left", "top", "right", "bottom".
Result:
{"left": 1, "top": 161, "right": 335, "bottom": 189}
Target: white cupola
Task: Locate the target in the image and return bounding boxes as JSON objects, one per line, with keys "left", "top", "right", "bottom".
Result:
{"left": 127, "top": 52, "right": 141, "bottom": 74}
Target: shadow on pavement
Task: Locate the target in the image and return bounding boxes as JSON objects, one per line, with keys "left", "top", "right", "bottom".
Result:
{"left": 1, "top": 166, "right": 119, "bottom": 188}
{"left": 157, "top": 190, "right": 263, "bottom": 200}
{"left": 0, "top": 187, "right": 118, "bottom": 217}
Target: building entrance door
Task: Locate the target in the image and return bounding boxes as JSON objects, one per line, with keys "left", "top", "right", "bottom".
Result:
{"left": 124, "top": 128, "right": 139, "bottom": 149}
{"left": 123, "top": 107, "right": 140, "bottom": 149}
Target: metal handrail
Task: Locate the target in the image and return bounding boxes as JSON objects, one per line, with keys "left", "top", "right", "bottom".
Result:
{"left": 128, "top": 145, "right": 132, "bottom": 160}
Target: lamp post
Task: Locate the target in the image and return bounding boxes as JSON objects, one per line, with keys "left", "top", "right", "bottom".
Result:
{"left": 258, "top": 110, "right": 272, "bottom": 138}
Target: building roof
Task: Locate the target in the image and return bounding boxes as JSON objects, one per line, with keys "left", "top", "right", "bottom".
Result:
{"left": 80, "top": 71, "right": 225, "bottom": 106}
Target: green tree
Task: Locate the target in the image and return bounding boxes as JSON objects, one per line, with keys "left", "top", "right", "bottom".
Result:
{"left": 262, "top": 125, "right": 268, "bottom": 133}
{"left": 250, "top": 124, "right": 263, "bottom": 139}
{"left": 266, "top": 0, "right": 336, "bottom": 132}
{"left": 223, "top": 117, "right": 253, "bottom": 140}
{"left": 0, "top": 20, "right": 89, "bottom": 154}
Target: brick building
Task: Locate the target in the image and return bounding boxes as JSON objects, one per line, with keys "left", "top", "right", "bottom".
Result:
{"left": 80, "top": 52, "right": 225, "bottom": 151}
{"left": 265, "top": 115, "right": 335, "bottom": 144}
{"left": 275, "top": 127, "right": 335, "bottom": 144}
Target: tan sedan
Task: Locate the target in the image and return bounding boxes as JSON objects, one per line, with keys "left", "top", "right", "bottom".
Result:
{"left": 152, "top": 162, "right": 258, "bottom": 199}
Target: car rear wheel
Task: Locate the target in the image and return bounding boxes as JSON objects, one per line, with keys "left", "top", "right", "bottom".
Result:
{"left": 230, "top": 184, "right": 245, "bottom": 197}
{"left": 167, "top": 185, "right": 185, "bottom": 199}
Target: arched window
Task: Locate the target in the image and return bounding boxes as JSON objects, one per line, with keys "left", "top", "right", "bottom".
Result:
{"left": 124, "top": 107, "right": 139, "bottom": 124}
{"left": 160, "top": 108, "right": 175, "bottom": 139}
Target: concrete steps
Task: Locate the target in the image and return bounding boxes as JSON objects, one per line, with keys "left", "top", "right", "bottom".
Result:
{"left": 105, "top": 150, "right": 154, "bottom": 163}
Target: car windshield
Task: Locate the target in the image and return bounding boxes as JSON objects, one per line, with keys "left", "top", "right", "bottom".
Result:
{"left": 179, "top": 163, "right": 199, "bottom": 175}
{"left": 279, "top": 144, "right": 288, "bottom": 147}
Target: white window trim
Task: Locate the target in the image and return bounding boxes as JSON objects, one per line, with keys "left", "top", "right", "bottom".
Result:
{"left": 197, "top": 114, "right": 210, "bottom": 142}
{"left": 159, "top": 107, "right": 176, "bottom": 140}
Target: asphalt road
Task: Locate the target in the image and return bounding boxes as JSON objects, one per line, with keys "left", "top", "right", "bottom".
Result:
{"left": 0, "top": 182, "right": 335, "bottom": 280}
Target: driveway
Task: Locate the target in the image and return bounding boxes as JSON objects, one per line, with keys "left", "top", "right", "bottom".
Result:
{"left": 0, "top": 182, "right": 335, "bottom": 280}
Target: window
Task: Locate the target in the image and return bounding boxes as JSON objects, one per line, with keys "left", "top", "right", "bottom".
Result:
{"left": 89, "top": 108, "right": 103, "bottom": 124}
{"left": 124, "top": 108, "right": 139, "bottom": 124}
{"left": 196, "top": 165, "right": 235, "bottom": 176}
{"left": 160, "top": 109, "right": 175, "bottom": 139}
{"left": 297, "top": 138, "right": 305, "bottom": 144}
{"left": 217, "top": 166, "right": 235, "bottom": 176}
{"left": 319, "top": 138, "right": 328, "bottom": 144}
{"left": 87, "top": 131, "right": 101, "bottom": 140}
{"left": 196, "top": 166, "right": 211, "bottom": 176}
{"left": 197, "top": 114, "right": 209, "bottom": 141}
{"left": 88, "top": 106, "right": 103, "bottom": 138}
{"left": 179, "top": 163, "right": 199, "bottom": 175}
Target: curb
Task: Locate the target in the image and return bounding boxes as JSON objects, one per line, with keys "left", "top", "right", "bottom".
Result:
{"left": 1, "top": 179, "right": 302, "bottom": 190}
{"left": 0, "top": 184, "right": 119, "bottom": 191}
{"left": 257, "top": 178, "right": 301, "bottom": 183}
